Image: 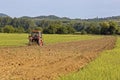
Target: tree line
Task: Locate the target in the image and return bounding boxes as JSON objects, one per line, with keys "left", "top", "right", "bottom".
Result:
{"left": 0, "top": 17, "right": 120, "bottom": 35}
{"left": 0, "top": 17, "right": 75, "bottom": 34}
{"left": 73, "top": 21, "right": 120, "bottom": 35}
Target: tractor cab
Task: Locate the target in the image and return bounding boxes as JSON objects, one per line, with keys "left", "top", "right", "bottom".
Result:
{"left": 29, "top": 30, "right": 43, "bottom": 46}
{"left": 31, "top": 31, "right": 42, "bottom": 38}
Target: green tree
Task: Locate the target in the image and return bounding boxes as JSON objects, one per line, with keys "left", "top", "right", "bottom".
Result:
{"left": 48, "top": 25, "right": 57, "bottom": 34}
{"left": 100, "top": 21, "right": 118, "bottom": 35}
{"left": 108, "top": 21, "right": 118, "bottom": 34}
{"left": 34, "top": 27, "right": 43, "bottom": 31}
{"left": 116, "top": 27, "right": 120, "bottom": 35}
{"left": 3, "top": 25, "right": 15, "bottom": 33}
{"left": 100, "top": 22, "right": 110, "bottom": 34}
{"left": 67, "top": 26, "right": 76, "bottom": 34}
{"left": 0, "top": 17, "right": 12, "bottom": 27}
{"left": 85, "top": 23, "right": 100, "bottom": 34}
{"left": 43, "top": 27, "right": 49, "bottom": 34}
{"left": 15, "top": 27, "right": 25, "bottom": 33}
{"left": 73, "top": 22, "right": 83, "bottom": 31}
{"left": 81, "top": 30, "right": 87, "bottom": 34}
{"left": 57, "top": 26, "right": 68, "bottom": 34}
{"left": 43, "top": 25, "right": 57, "bottom": 34}
{"left": 0, "top": 27, "right": 3, "bottom": 32}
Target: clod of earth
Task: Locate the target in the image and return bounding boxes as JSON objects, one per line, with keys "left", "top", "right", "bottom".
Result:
{"left": 0, "top": 36, "right": 116, "bottom": 80}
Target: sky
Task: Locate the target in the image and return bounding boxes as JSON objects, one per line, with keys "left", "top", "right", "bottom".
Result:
{"left": 0, "top": 0, "right": 120, "bottom": 19}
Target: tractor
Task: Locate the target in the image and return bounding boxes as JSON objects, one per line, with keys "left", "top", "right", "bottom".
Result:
{"left": 28, "top": 30, "right": 43, "bottom": 46}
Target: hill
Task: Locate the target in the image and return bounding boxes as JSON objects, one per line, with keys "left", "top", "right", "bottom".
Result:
{"left": 0, "top": 13, "right": 8, "bottom": 17}
{"left": 20, "top": 15, "right": 120, "bottom": 22}
{"left": 21, "top": 15, "right": 71, "bottom": 21}
{"left": 1, "top": 13, "right": 120, "bottom": 21}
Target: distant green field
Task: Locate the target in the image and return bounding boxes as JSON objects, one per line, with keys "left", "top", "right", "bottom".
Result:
{"left": 0, "top": 33, "right": 28, "bottom": 46}
{"left": 0, "top": 33, "right": 102, "bottom": 46}
{"left": 58, "top": 37, "right": 120, "bottom": 80}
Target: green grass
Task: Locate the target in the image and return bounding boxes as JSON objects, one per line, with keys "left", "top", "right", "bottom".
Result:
{"left": 0, "top": 33, "right": 102, "bottom": 46}
{"left": 58, "top": 37, "right": 120, "bottom": 80}
{"left": 43, "top": 34, "right": 102, "bottom": 44}
{"left": 0, "top": 33, "right": 28, "bottom": 46}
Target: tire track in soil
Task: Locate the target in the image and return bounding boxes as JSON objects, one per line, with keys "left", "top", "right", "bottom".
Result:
{"left": 0, "top": 36, "right": 116, "bottom": 80}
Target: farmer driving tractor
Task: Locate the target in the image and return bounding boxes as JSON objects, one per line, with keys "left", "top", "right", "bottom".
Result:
{"left": 29, "top": 30, "right": 43, "bottom": 46}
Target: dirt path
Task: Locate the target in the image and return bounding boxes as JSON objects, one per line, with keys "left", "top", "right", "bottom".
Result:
{"left": 0, "top": 36, "right": 116, "bottom": 80}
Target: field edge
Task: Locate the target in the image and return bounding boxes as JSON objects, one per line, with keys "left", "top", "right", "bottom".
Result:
{"left": 58, "top": 36, "right": 119, "bottom": 80}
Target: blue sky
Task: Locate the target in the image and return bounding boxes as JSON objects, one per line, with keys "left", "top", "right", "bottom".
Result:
{"left": 0, "top": 0, "right": 120, "bottom": 19}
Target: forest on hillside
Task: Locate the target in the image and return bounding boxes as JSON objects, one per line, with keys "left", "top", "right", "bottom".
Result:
{"left": 0, "top": 15, "right": 120, "bottom": 35}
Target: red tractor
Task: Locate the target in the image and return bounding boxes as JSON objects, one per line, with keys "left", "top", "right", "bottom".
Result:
{"left": 29, "top": 30, "right": 43, "bottom": 46}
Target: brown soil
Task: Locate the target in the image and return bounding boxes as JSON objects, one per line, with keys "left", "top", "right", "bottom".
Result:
{"left": 0, "top": 36, "right": 116, "bottom": 80}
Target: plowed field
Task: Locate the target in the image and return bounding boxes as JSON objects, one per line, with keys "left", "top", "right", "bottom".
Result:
{"left": 0, "top": 36, "right": 116, "bottom": 80}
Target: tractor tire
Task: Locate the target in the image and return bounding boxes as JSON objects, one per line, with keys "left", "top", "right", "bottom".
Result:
{"left": 37, "top": 39, "right": 40, "bottom": 46}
